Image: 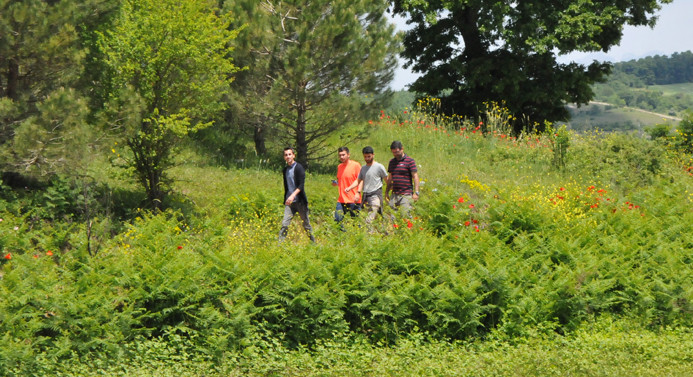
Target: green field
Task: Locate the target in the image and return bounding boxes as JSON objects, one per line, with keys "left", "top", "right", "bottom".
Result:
{"left": 650, "top": 82, "right": 693, "bottom": 96}
{"left": 564, "top": 102, "right": 679, "bottom": 132}
{"left": 1, "top": 104, "right": 692, "bottom": 375}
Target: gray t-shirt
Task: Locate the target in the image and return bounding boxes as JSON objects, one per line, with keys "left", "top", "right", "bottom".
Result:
{"left": 358, "top": 162, "right": 388, "bottom": 194}
{"left": 285, "top": 162, "right": 297, "bottom": 200}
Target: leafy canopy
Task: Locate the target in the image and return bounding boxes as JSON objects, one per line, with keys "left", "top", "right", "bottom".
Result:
{"left": 391, "top": 0, "right": 673, "bottom": 133}
{"left": 98, "top": 0, "right": 240, "bottom": 207}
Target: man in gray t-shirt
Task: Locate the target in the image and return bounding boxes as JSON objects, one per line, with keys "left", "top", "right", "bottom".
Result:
{"left": 345, "top": 146, "right": 388, "bottom": 227}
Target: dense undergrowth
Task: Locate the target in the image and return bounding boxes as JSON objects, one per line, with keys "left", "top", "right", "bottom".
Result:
{"left": 1, "top": 101, "right": 692, "bottom": 375}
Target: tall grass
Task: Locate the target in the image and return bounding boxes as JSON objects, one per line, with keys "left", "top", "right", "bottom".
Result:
{"left": 0, "top": 100, "right": 692, "bottom": 375}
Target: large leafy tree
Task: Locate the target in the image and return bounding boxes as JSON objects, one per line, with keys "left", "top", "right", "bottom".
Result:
{"left": 0, "top": 0, "right": 111, "bottom": 176}
{"left": 392, "top": 0, "right": 673, "bottom": 133}
{"left": 227, "top": 0, "right": 399, "bottom": 166}
{"left": 98, "top": 0, "right": 239, "bottom": 208}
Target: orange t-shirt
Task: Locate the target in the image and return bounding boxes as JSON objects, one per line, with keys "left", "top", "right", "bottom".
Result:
{"left": 337, "top": 160, "right": 361, "bottom": 203}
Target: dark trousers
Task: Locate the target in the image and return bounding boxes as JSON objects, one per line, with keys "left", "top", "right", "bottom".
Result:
{"left": 334, "top": 202, "right": 361, "bottom": 222}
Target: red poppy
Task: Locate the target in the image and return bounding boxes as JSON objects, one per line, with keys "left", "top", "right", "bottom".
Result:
{"left": 464, "top": 221, "right": 470, "bottom": 226}
{"left": 559, "top": 187, "right": 565, "bottom": 191}
{"left": 452, "top": 205, "right": 457, "bottom": 209}
{"left": 3, "top": 253, "right": 11, "bottom": 260}
{"left": 474, "top": 226, "right": 480, "bottom": 232}
{"left": 407, "top": 221, "right": 413, "bottom": 229}
{"left": 177, "top": 245, "right": 183, "bottom": 250}
{"left": 469, "top": 204, "right": 475, "bottom": 208}
{"left": 458, "top": 197, "right": 465, "bottom": 203}
{"left": 473, "top": 219, "right": 478, "bottom": 224}
{"left": 46, "top": 250, "right": 53, "bottom": 256}
{"left": 393, "top": 224, "right": 399, "bottom": 229}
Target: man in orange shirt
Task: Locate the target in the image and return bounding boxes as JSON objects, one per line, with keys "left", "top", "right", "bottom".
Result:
{"left": 332, "top": 146, "right": 362, "bottom": 224}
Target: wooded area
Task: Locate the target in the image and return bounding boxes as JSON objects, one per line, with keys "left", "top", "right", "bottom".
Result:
{"left": 0, "top": 0, "right": 678, "bottom": 207}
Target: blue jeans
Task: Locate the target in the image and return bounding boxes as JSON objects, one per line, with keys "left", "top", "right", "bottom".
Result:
{"left": 334, "top": 202, "right": 361, "bottom": 222}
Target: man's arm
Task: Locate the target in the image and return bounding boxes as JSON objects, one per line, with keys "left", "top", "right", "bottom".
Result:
{"left": 412, "top": 171, "right": 420, "bottom": 201}
{"left": 344, "top": 178, "right": 362, "bottom": 193}
{"left": 285, "top": 188, "right": 301, "bottom": 205}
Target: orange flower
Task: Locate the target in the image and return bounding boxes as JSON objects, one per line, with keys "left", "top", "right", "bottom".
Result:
{"left": 46, "top": 250, "right": 53, "bottom": 256}
{"left": 3, "top": 253, "right": 11, "bottom": 260}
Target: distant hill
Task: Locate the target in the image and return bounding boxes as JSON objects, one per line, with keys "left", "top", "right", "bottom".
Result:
{"left": 570, "top": 51, "right": 693, "bottom": 131}
{"left": 389, "top": 53, "right": 693, "bottom": 133}
{"left": 563, "top": 101, "right": 680, "bottom": 133}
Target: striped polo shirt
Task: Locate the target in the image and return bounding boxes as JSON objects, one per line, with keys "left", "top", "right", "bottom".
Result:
{"left": 387, "top": 154, "right": 417, "bottom": 195}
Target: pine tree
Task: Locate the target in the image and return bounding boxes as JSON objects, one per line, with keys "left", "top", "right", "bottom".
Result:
{"left": 225, "top": 0, "right": 400, "bottom": 166}
{"left": 0, "top": 0, "right": 110, "bottom": 176}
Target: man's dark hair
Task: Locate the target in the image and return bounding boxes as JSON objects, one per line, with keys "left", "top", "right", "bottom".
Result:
{"left": 390, "top": 140, "right": 403, "bottom": 150}
{"left": 362, "top": 146, "right": 374, "bottom": 154}
{"left": 337, "top": 146, "right": 350, "bottom": 153}
{"left": 283, "top": 146, "right": 295, "bottom": 153}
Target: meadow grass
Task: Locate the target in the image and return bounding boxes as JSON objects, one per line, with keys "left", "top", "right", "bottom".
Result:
{"left": 650, "top": 82, "right": 693, "bottom": 97}
{"left": 1, "top": 102, "right": 692, "bottom": 376}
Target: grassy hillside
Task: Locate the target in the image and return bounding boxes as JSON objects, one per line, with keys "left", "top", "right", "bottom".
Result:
{"left": 565, "top": 103, "right": 678, "bottom": 132}
{"left": 1, "top": 102, "right": 692, "bottom": 375}
{"left": 650, "top": 82, "right": 693, "bottom": 96}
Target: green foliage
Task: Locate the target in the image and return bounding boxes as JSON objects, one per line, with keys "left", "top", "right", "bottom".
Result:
{"left": 645, "top": 123, "right": 672, "bottom": 139}
{"left": 225, "top": 0, "right": 400, "bottom": 165}
{"left": 98, "top": 0, "right": 240, "bottom": 208}
{"left": 391, "top": 0, "right": 673, "bottom": 132}
{"left": 550, "top": 125, "right": 570, "bottom": 169}
{"left": 1, "top": 99, "right": 693, "bottom": 374}
{"left": 672, "top": 111, "right": 693, "bottom": 153}
{"left": 0, "top": 0, "right": 106, "bottom": 176}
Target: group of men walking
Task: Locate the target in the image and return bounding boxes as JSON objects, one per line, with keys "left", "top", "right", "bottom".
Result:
{"left": 278, "top": 141, "right": 419, "bottom": 242}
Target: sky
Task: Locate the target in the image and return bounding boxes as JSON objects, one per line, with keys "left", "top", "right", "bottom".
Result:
{"left": 389, "top": 0, "right": 693, "bottom": 90}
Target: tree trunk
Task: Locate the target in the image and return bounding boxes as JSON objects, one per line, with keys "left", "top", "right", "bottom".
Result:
{"left": 147, "top": 168, "right": 164, "bottom": 211}
{"left": 296, "top": 112, "right": 308, "bottom": 168}
{"left": 253, "top": 123, "right": 267, "bottom": 156}
{"left": 6, "top": 59, "right": 20, "bottom": 101}
{"left": 295, "top": 86, "right": 308, "bottom": 168}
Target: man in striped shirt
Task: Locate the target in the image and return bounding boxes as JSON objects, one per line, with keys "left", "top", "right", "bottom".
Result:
{"left": 385, "top": 140, "right": 419, "bottom": 218}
